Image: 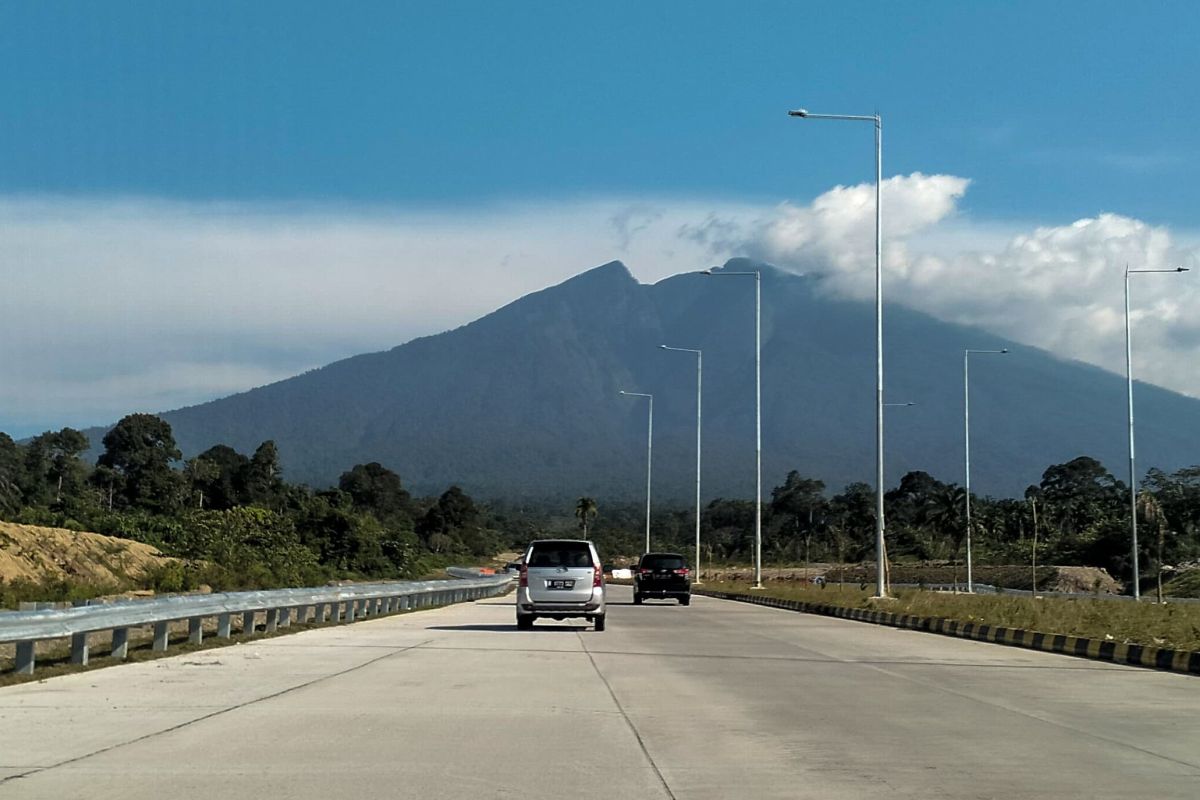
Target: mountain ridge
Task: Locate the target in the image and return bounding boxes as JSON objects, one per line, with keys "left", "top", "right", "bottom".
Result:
{"left": 79, "top": 259, "right": 1200, "bottom": 501}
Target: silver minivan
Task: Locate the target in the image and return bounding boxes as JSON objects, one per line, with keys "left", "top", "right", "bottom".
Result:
{"left": 516, "top": 539, "right": 606, "bottom": 631}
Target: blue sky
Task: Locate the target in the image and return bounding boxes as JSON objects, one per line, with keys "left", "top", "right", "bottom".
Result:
{"left": 1, "top": 2, "right": 1197, "bottom": 222}
{"left": 1, "top": 2, "right": 1199, "bottom": 436}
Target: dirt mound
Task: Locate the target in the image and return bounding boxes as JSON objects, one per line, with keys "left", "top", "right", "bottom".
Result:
{"left": 1048, "top": 566, "right": 1123, "bottom": 594}
{"left": 0, "top": 523, "right": 174, "bottom": 587}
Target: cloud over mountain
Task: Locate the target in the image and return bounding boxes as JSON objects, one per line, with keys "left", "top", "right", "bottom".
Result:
{"left": 1, "top": 179, "right": 1197, "bottom": 437}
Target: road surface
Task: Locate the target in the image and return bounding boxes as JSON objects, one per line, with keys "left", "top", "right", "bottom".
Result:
{"left": 2, "top": 585, "right": 1198, "bottom": 798}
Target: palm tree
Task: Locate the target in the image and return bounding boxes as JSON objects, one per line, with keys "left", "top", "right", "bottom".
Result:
{"left": 921, "top": 485, "right": 967, "bottom": 589}
{"left": 575, "top": 497, "right": 598, "bottom": 537}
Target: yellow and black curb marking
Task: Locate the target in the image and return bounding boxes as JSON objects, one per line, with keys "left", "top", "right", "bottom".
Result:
{"left": 697, "top": 590, "right": 1200, "bottom": 677}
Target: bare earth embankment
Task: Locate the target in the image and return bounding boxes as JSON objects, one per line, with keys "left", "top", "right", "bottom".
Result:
{"left": 0, "top": 522, "right": 176, "bottom": 601}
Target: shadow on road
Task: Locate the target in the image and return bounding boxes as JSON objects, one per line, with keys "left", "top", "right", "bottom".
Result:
{"left": 425, "top": 623, "right": 588, "bottom": 633}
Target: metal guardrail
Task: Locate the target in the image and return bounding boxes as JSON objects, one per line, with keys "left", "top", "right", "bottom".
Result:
{"left": 0, "top": 571, "right": 513, "bottom": 677}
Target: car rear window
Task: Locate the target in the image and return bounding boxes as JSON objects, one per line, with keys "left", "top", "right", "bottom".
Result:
{"left": 641, "top": 554, "right": 686, "bottom": 570}
{"left": 527, "top": 541, "right": 594, "bottom": 568}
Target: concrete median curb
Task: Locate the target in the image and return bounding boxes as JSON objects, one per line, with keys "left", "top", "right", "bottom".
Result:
{"left": 697, "top": 590, "right": 1200, "bottom": 677}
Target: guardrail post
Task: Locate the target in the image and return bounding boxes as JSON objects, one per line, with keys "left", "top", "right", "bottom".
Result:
{"left": 218, "top": 613, "right": 232, "bottom": 638}
{"left": 265, "top": 608, "right": 279, "bottom": 633}
{"left": 112, "top": 627, "right": 129, "bottom": 659}
{"left": 298, "top": 606, "right": 311, "bottom": 624}
{"left": 345, "top": 601, "right": 357, "bottom": 623}
{"left": 279, "top": 607, "right": 291, "bottom": 628}
{"left": 70, "top": 632, "right": 90, "bottom": 665}
{"left": 15, "top": 641, "right": 35, "bottom": 675}
{"left": 153, "top": 621, "right": 169, "bottom": 652}
{"left": 374, "top": 598, "right": 384, "bottom": 615}
{"left": 188, "top": 617, "right": 203, "bottom": 645}
{"left": 243, "top": 611, "right": 256, "bottom": 635}
{"left": 331, "top": 602, "right": 343, "bottom": 623}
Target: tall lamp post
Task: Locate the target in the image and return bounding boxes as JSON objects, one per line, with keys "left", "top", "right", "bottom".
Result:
{"left": 964, "top": 348, "right": 1008, "bottom": 593}
{"left": 660, "top": 345, "right": 704, "bottom": 584}
{"left": 620, "top": 390, "right": 654, "bottom": 553}
{"left": 1125, "top": 264, "right": 1188, "bottom": 600}
{"left": 789, "top": 106, "right": 887, "bottom": 598}
{"left": 700, "top": 267, "right": 762, "bottom": 589}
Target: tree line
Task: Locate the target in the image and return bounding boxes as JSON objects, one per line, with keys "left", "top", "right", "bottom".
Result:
{"left": 0, "top": 414, "right": 513, "bottom": 592}
{"left": 578, "top": 455, "right": 1200, "bottom": 593}
{"left": 3, "top": 413, "right": 1198, "bottom": 595}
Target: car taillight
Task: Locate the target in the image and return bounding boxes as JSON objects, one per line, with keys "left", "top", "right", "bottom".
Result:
{"left": 593, "top": 564, "right": 603, "bottom": 588}
{"left": 639, "top": 568, "right": 651, "bottom": 575}
{"left": 674, "top": 568, "right": 690, "bottom": 576}
{"left": 519, "top": 564, "right": 528, "bottom": 587}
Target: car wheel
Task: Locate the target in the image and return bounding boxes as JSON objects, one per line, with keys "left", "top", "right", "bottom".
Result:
{"left": 594, "top": 614, "right": 606, "bottom": 632}
{"left": 516, "top": 615, "right": 533, "bottom": 630}
{"left": 633, "top": 593, "right": 643, "bottom": 605}
{"left": 680, "top": 596, "right": 691, "bottom": 606}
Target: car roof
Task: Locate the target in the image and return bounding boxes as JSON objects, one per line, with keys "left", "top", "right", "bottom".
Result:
{"left": 527, "top": 539, "right": 594, "bottom": 545}
{"left": 642, "top": 552, "right": 685, "bottom": 558}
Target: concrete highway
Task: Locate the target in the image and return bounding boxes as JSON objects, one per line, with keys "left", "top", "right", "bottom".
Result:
{"left": 1, "top": 585, "right": 1198, "bottom": 799}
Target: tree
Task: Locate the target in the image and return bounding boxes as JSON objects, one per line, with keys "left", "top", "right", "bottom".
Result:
{"left": 574, "top": 496, "right": 598, "bottom": 536}
{"left": 189, "top": 445, "right": 249, "bottom": 510}
{"left": 184, "top": 457, "right": 222, "bottom": 509}
{"left": 885, "top": 471, "right": 952, "bottom": 559}
{"left": 25, "top": 428, "right": 91, "bottom": 505}
{"left": 245, "top": 441, "right": 284, "bottom": 506}
{"left": 829, "top": 482, "right": 876, "bottom": 561}
{"left": 417, "top": 486, "right": 481, "bottom": 552}
{"left": 97, "top": 414, "right": 183, "bottom": 512}
{"left": 339, "top": 462, "right": 413, "bottom": 522}
{"left": 769, "top": 472, "right": 826, "bottom": 563}
{"left": 1039, "top": 456, "right": 1124, "bottom": 540}
{"left": 0, "top": 433, "right": 24, "bottom": 514}
{"left": 920, "top": 485, "right": 967, "bottom": 575}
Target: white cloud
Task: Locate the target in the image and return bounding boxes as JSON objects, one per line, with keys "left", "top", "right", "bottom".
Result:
{"left": 719, "top": 174, "right": 1200, "bottom": 399}
{"left": 0, "top": 194, "right": 759, "bottom": 436}
{"left": 0, "top": 184, "right": 1196, "bottom": 438}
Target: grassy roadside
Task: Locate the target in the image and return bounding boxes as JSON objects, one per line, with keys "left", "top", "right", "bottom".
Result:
{"left": 698, "top": 580, "right": 1200, "bottom": 652}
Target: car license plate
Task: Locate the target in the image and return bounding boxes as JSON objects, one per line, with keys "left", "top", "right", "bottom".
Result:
{"left": 548, "top": 579, "right": 574, "bottom": 590}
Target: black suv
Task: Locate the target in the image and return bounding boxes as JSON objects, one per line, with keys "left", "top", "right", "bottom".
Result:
{"left": 633, "top": 552, "right": 691, "bottom": 605}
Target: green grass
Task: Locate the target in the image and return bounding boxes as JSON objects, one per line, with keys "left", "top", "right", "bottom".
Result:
{"left": 1163, "top": 570, "right": 1200, "bottom": 598}
{"left": 699, "top": 580, "right": 1200, "bottom": 652}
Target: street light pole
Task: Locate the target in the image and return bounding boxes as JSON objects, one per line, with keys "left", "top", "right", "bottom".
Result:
{"left": 964, "top": 348, "right": 1008, "bottom": 593}
{"left": 620, "top": 390, "right": 654, "bottom": 553}
{"left": 789, "top": 107, "right": 887, "bottom": 598}
{"left": 700, "top": 268, "right": 762, "bottom": 588}
{"left": 1125, "top": 264, "right": 1188, "bottom": 600}
{"left": 661, "top": 345, "right": 703, "bottom": 583}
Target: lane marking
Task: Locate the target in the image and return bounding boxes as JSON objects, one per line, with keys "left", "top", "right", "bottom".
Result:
{"left": 577, "top": 631, "right": 677, "bottom": 800}
{"left": 418, "top": 643, "right": 1139, "bottom": 671}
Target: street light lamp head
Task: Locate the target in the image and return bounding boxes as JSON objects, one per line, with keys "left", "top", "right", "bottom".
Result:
{"left": 1001, "top": 349, "right": 1009, "bottom": 354}
{"left": 788, "top": 109, "right": 809, "bottom": 117}
{"left": 699, "top": 268, "right": 714, "bottom": 275}
{"left": 1178, "top": 267, "right": 1190, "bottom": 272}
{"left": 618, "top": 390, "right": 627, "bottom": 395}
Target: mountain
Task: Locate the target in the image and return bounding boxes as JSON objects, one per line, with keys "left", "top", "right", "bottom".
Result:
{"left": 90, "top": 259, "right": 1200, "bottom": 501}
